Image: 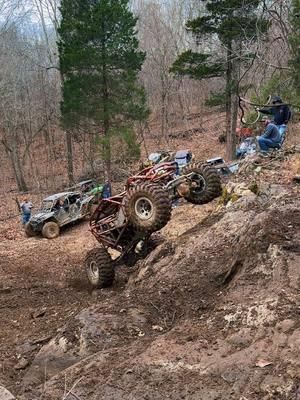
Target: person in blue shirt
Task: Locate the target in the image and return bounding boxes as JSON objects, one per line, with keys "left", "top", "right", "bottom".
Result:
{"left": 259, "top": 96, "right": 291, "bottom": 126}
{"left": 257, "top": 117, "right": 282, "bottom": 153}
{"left": 102, "top": 180, "right": 111, "bottom": 198}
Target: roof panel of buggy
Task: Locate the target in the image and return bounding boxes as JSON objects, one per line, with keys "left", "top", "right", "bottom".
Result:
{"left": 43, "top": 192, "right": 78, "bottom": 201}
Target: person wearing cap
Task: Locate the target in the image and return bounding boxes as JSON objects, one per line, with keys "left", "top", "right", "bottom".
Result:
{"left": 257, "top": 117, "right": 282, "bottom": 153}
{"left": 259, "top": 96, "right": 291, "bottom": 126}
{"left": 20, "top": 197, "right": 33, "bottom": 225}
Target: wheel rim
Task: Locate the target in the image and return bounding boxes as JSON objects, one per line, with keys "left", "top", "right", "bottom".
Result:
{"left": 190, "top": 173, "right": 206, "bottom": 195}
{"left": 87, "top": 260, "right": 99, "bottom": 283}
{"left": 135, "top": 197, "right": 154, "bottom": 220}
{"left": 48, "top": 225, "right": 58, "bottom": 237}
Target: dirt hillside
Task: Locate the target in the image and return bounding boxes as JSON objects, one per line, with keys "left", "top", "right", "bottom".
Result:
{"left": 0, "top": 125, "right": 299, "bottom": 400}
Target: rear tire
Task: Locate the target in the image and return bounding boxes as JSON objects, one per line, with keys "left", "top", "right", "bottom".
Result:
{"left": 42, "top": 221, "right": 60, "bottom": 239}
{"left": 182, "top": 163, "right": 222, "bottom": 205}
{"left": 124, "top": 183, "right": 172, "bottom": 233}
{"left": 24, "top": 223, "right": 37, "bottom": 237}
{"left": 85, "top": 247, "right": 115, "bottom": 288}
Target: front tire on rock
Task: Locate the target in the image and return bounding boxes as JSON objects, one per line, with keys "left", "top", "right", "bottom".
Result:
{"left": 85, "top": 247, "right": 115, "bottom": 288}
{"left": 125, "top": 183, "right": 172, "bottom": 233}
{"left": 182, "top": 163, "right": 222, "bottom": 205}
{"left": 42, "top": 221, "right": 60, "bottom": 239}
{"left": 24, "top": 223, "right": 37, "bottom": 237}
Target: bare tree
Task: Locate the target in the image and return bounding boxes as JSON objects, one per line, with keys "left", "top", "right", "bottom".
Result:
{"left": 0, "top": 23, "right": 60, "bottom": 191}
{"left": 29, "top": 0, "right": 75, "bottom": 184}
{"left": 134, "top": 0, "right": 210, "bottom": 144}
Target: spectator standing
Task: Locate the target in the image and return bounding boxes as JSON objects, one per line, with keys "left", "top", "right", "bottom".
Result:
{"left": 20, "top": 197, "right": 33, "bottom": 225}
{"left": 102, "top": 180, "right": 111, "bottom": 199}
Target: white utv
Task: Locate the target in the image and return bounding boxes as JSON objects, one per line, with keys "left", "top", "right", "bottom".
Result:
{"left": 25, "top": 191, "right": 93, "bottom": 239}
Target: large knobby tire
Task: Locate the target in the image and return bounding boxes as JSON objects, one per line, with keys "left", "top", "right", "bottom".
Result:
{"left": 42, "top": 221, "right": 60, "bottom": 239}
{"left": 85, "top": 247, "right": 115, "bottom": 288}
{"left": 24, "top": 223, "right": 37, "bottom": 237}
{"left": 182, "top": 163, "right": 222, "bottom": 205}
{"left": 124, "top": 183, "right": 172, "bottom": 233}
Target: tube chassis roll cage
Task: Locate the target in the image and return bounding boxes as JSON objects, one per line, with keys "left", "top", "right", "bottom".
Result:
{"left": 127, "top": 161, "right": 197, "bottom": 197}
{"left": 89, "top": 160, "right": 206, "bottom": 261}
{"left": 90, "top": 177, "right": 194, "bottom": 250}
{"left": 90, "top": 194, "right": 127, "bottom": 248}
{"left": 90, "top": 194, "right": 150, "bottom": 262}
{"left": 126, "top": 161, "right": 178, "bottom": 186}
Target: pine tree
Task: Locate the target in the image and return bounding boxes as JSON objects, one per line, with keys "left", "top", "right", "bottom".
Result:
{"left": 171, "top": 0, "right": 269, "bottom": 160}
{"left": 58, "top": 0, "right": 147, "bottom": 181}
{"left": 289, "top": 0, "right": 300, "bottom": 96}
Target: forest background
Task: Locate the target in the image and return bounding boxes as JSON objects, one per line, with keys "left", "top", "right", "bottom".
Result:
{"left": 0, "top": 0, "right": 298, "bottom": 194}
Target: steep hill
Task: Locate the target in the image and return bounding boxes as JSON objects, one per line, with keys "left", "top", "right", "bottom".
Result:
{"left": 1, "top": 145, "right": 297, "bottom": 400}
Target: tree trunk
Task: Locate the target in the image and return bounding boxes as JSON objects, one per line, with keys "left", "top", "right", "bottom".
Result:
{"left": 88, "top": 134, "right": 96, "bottom": 176}
{"left": 104, "top": 155, "right": 111, "bottom": 183}
{"left": 139, "top": 122, "right": 149, "bottom": 158}
{"left": 65, "top": 130, "right": 74, "bottom": 184}
{"left": 230, "top": 93, "right": 238, "bottom": 159}
{"left": 225, "top": 44, "right": 236, "bottom": 161}
{"left": 229, "top": 40, "right": 242, "bottom": 161}
{"left": 160, "top": 74, "right": 169, "bottom": 146}
{"left": 59, "top": 61, "right": 74, "bottom": 184}
{"left": 101, "top": 21, "right": 111, "bottom": 184}
{"left": 10, "top": 154, "right": 25, "bottom": 192}
{"left": 10, "top": 142, "right": 28, "bottom": 192}
{"left": 231, "top": 69, "right": 239, "bottom": 159}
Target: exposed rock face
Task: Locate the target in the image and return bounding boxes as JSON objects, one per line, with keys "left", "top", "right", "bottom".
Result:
{"left": 0, "top": 386, "right": 15, "bottom": 400}
{"left": 20, "top": 189, "right": 300, "bottom": 400}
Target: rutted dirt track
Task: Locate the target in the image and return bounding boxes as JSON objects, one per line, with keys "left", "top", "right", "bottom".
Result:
{"left": 0, "top": 148, "right": 300, "bottom": 399}
{"left": 19, "top": 189, "right": 300, "bottom": 399}
{"left": 0, "top": 221, "right": 96, "bottom": 390}
{"left": 0, "top": 203, "right": 214, "bottom": 396}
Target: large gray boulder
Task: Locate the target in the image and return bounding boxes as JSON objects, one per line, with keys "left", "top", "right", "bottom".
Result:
{"left": 0, "top": 386, "right": 15, "bottom": 400}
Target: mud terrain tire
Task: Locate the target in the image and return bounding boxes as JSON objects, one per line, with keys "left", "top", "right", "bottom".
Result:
{"left": 24, "top": 223, "right": 37, "bottom": 237}
{"left": 125, "top": 184, "right": 172, "bottom": 233}
{"left": 183, "top": 163, "right": 222, "bottom": 205}
{"left": 85, "top": 248, "right": 115, "bottom": 288}
{"left": 42, "top": 221, "right": 60, "bottom": 239}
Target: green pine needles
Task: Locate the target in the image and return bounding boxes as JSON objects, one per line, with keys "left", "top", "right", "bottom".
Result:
{"left": 171, "top": 0, "right": 269, "bottom": 160}
{"left": 58, "top": 0, "right": 148, "bottom": 177}
{"left": 289, "top": 0, "right": 300, "bottom": 96}
{"left": 171, "top": 0, "right": 269, "bottom": 79}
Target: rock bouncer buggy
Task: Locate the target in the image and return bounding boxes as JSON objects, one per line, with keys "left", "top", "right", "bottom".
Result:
{"left": 85, "top": 161, "right": 222, "bottom": 288}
